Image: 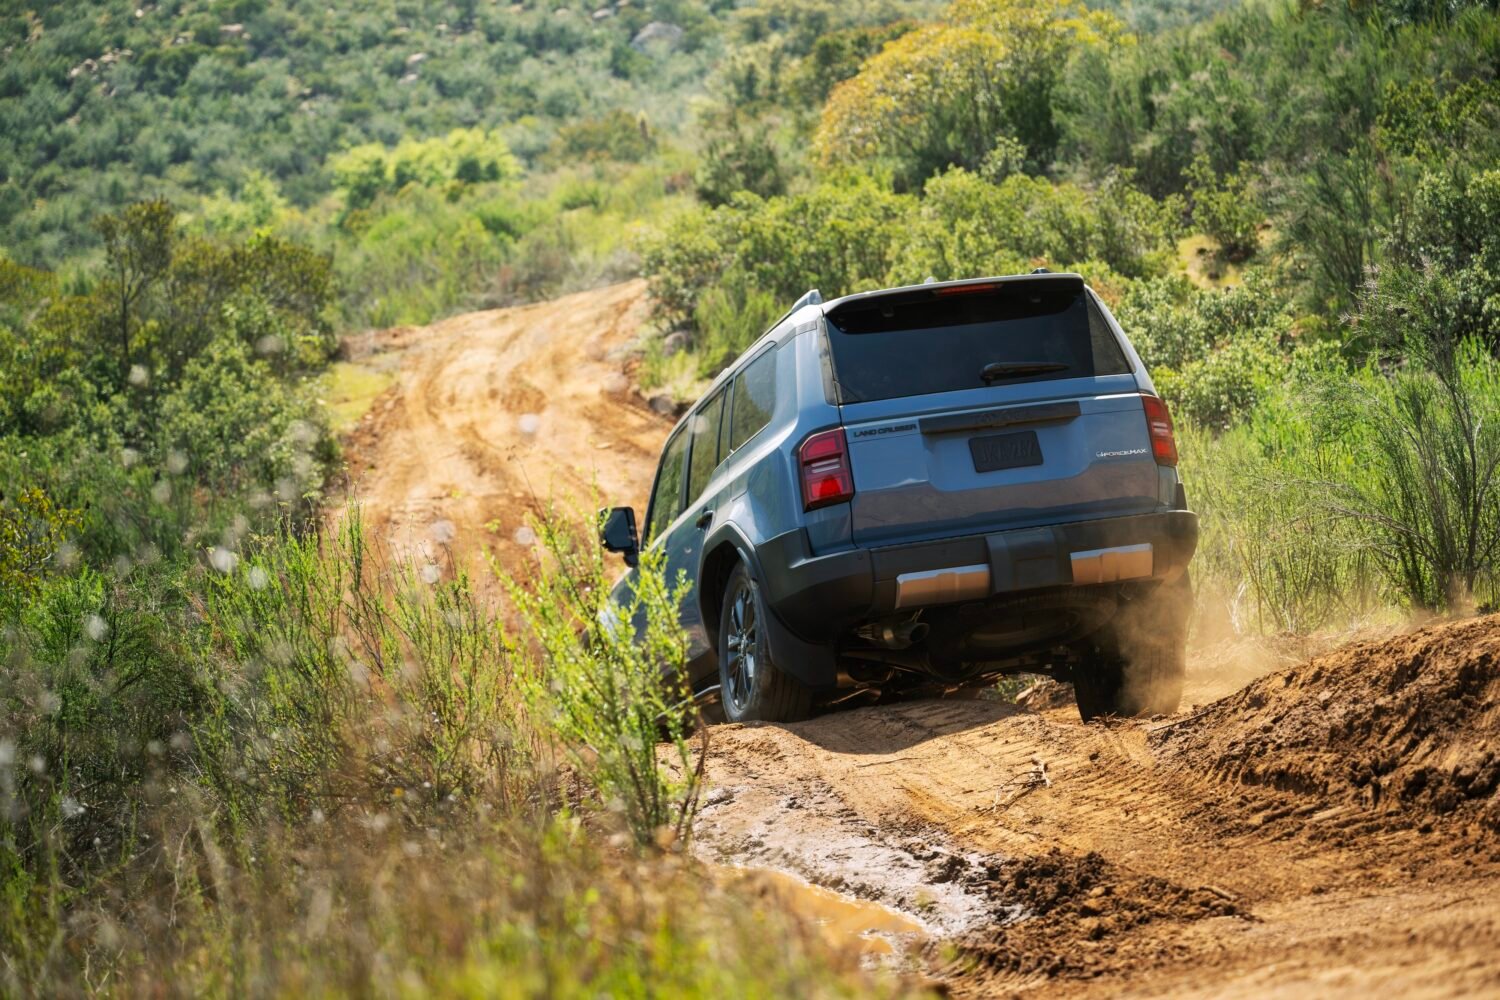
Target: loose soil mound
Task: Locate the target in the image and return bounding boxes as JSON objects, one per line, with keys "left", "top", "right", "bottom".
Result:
{"left": 1157, "top": 615, "right": 1500, "bottom": 833}
{"left": 955, "top": 851, "right": 1244, "bottom": 981}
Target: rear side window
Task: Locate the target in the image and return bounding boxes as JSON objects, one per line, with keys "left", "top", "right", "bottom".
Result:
{"left": 824, "top": 285, "right": 1131, "bottom": 404}
{"left": 646, "top": 429, "right": 688, "bottom": 544}
{"left": 729, "top": 348, "right": 776, "bottom": 451}
{"left": 687, "top": 389, "right": 727, "bottom": 503}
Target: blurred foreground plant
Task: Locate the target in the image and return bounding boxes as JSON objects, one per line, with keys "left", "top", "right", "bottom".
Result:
{"left": 501, "top": 511, "right": 705, "bottom": 849}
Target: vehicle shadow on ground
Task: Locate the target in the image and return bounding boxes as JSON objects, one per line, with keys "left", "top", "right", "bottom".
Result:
{"left": 739, "top": 697, "right": 1032, "bottom": 756}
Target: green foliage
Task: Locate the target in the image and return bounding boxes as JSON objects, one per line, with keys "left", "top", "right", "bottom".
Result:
{"left": 1358, "top": 168, "right": 1500, "bottom": 354}
{"left": 892, "top": 168, "right": 1181, "bottom": 283}
{"left": 1317, "top": 342, "right": 1500, "bottom": 610}
{"left": 1184, "top": 338, "right": 1500, "bottom": 627}
{"left": 548, "top": 110, "right": 657, "bottom": 165}
{"left": 157, "top": 335, "right": 329, "bottom": 492}
{"left": 1185, "top": 155, "right": 1263, "bottom": 262}
{"left": 817, "top": 0, "right": 1128, "bottom": 188}
{"left": 331, "top": 128, "right": 521, "bottom": 211}
{"left": 205, "top": 510, "right": 530, "bottom": 816}
{"left": 1180, "top": 399, "right": 1380, "bottom": 634}
{"left": 0, "top": 488, "right": 81, "bottom": 611}
{"left": 1113, "top": 270, "right": 1295, "bottom": 429}
{"left": 504, "top": 513, "right": 703, "bottom": 848}
{"left": 694, "top": 113, "right": 789, "bottom": 207}
{"left": 0, "top": 0, "right": 737, "bottom": 268}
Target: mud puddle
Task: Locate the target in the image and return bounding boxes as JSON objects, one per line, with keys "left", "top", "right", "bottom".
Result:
{"left": 694, "top": 780, "right": 1008, "bottom": 939}
{"left": 714, "top": 864, "right": 928, "bottom": 961}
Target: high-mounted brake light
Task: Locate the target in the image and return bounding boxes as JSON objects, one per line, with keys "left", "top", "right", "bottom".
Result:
{"left": 933, "top": 282, "right": 999, "bottom": 297}
{"left": 799, "top": 428, "right": 854, "bottom": 510}
{"left": 1141, "top": 393, "right": 1178, "bottom": 467}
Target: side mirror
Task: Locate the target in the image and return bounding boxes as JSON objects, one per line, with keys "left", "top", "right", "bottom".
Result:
{"left": 598, "top": 506, "right": 640, "bottom": 567}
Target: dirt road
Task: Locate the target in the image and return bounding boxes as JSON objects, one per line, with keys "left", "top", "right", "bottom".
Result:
{"left": 336, "top": 279, "right": 670, "bottom": 580}
{"left": 342, "top": 284, "right": 1500, "bottom": 998}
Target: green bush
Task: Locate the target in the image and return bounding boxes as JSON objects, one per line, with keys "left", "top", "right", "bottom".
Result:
{"left": 1317, "top": 342, "right": 1500, "bottom": 610}
{"left": 0, "top": 488, "right": 81, "bottom": 611}
{"left": 1185, "top": 154, "right": 1263, "bottom": 262}
{"left": 503, "top": 512, "right": 704, "bottom": 848}
{"left": 156, "top": 335, "right": 330, "bottom": 495}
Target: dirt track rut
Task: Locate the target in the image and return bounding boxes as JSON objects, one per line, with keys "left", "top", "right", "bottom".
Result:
{"left": 343, "top": 285, "right": 1500, "bottom": 998}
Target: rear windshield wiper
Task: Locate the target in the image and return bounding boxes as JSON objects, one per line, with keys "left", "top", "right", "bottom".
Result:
{"left": 981, "top": 361, "right": 1070, "bottom": 383}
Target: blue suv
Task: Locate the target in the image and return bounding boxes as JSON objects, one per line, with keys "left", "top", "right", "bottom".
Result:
{"left": 600, "top": 272, "right": 1197, "bottom": 723}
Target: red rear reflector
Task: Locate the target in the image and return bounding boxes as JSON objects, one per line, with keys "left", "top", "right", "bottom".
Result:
{"left": 1141, "top": 393, "right": 1178, "bottom": 467}
{"left": 799, "top": 428, "right": 854, "bottom": 510}
{"left": 933, "top": 282, "right": 998, "bottom": 297}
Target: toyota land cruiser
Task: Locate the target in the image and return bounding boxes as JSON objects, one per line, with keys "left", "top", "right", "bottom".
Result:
{"left": 599, "top": 271, "right": 1197, "bottom": 723}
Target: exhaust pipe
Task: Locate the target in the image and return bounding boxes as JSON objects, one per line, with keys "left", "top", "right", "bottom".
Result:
{"left": 854, "top": 619, "right": 930, "bottom": 650}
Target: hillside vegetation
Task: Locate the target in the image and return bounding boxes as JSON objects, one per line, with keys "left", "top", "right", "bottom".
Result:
{"left": 3, "top": 0, "right": 1500, "bottom": 994}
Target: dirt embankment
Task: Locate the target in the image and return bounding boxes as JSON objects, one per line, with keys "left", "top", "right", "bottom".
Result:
{"left": 339, "top": 284, "right": 1500, "bottom": 998}
{"left": 696, "top": 617, "right": 1500, "bottom": 997}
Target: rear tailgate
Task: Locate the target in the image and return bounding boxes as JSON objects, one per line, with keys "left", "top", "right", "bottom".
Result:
{"left": 824, "top": 276, "right": 1160, "bottom": 546}
{"left": 842, "top": 387, "right": 1159, "bottom": 545}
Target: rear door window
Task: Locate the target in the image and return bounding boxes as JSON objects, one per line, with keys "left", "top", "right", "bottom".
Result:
{"left": 645, "top": 428, "right": 688, "bottom": 544}
{"left": 728, "top": 348, "right": 776, "bottom": 451}
{"left": 686, "top": 388, "right": 727, "bottom": 503}
{"left": 824, "top": 285, "right": 1129, "bottom": 404}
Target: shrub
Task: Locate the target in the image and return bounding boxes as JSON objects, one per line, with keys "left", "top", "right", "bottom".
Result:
{"left": 817, "top": 0, "right": 1127, "bottom": 187}
{"left": 0, "top": 488, "right": 81, "bottom": 611}
{"left": 204, "top": 510, "right": 531, "bottom": 817}
{"left": 156, "top": 336, "right": 330, "bottom": 496}
{"left": 331, "top": 129, "right": 522, "bottom": 211}
{"left": 1185, "top": 154, "right": 1263, "bottom": 262}
{"left": 694, "top": 115, "right": 789, "bottom": 207}
{"left": 503, "top": 512, "right": 705, "bottom": 848}
{"left": 1357, "top": 168, "right": 1500, "bottom": 354}
{"left": 548, "top": 110, "right": 657, "bottom": 165}
{"left": 1317, "top": 341, "right": 1500, "bottom": 610}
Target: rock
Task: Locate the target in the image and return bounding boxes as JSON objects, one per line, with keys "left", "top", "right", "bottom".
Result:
{"left": 631, "top": 21, "right": 685, "bottom": 52}
{"left": 220, "top": 23, "right": 245, "bottom": 37}
{"left": 399, "top": 72, "right": 419, "bottom": 85}
{"left": 593, "top": 7, "right": 613, "bottom": 19}
{"left": 648, "top": 394, "right": 677, "bottom": 417}
{"left": 662, "top": 330, "right": 689, "bottom": 356}
{"left": 406, "top": 52, "right": 427, "bottom": 67}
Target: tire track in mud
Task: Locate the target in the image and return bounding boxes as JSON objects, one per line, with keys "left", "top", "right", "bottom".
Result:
{"left": 695, "top": 620, "right": 1500, "bottom": 997}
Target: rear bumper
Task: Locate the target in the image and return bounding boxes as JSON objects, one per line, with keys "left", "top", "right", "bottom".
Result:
{"left": 758, "top": 510, "right": 1198, "bottom": 643}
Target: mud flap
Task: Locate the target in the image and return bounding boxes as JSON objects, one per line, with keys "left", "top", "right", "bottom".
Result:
{"left": 761, "top": 603, "right": 840, "bottom": 691}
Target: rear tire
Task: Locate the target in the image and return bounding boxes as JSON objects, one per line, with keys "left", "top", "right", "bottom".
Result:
{"left": 1073, "top": 574, "right": 1190, "bottom": 721}
{"left": 717, "top": 563, "right": 813, "bottom": 723}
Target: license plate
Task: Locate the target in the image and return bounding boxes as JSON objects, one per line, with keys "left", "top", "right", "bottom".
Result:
{"left": 970, "top": 430, "right": 1043, "bottom": 473}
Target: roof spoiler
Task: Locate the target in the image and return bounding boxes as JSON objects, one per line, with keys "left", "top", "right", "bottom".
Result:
{"left": 826, "top": 273, "right": 1083, "bottom": 321}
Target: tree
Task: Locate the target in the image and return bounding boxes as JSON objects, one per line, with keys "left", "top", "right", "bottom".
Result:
{"left": 816, "top": 0, "right": 1126, "bottom": 189}
{"left": 93, "top": 200, "right": 174, "bottom": 385}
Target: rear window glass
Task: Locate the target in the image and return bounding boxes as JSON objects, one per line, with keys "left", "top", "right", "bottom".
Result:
{"left": 824, "top": 285, "right": 1130, "bottom": 404}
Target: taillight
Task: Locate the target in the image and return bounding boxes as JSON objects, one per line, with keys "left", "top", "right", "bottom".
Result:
{"left": 1141, "top": 393, "right": 1178, "bottom": 467}
{"left": 799, "top": 428, "right": 854, "bottom": 510}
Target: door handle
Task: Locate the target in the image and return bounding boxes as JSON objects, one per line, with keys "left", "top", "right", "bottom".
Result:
{"left": 695, "top": 510, "right": 714, "bottom": 530}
